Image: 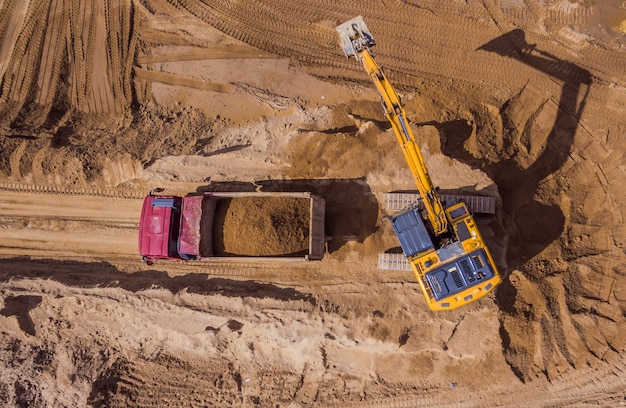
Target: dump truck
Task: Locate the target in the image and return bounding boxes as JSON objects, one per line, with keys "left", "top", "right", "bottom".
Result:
{"left": 336, "top": 17, "right": 501, "bottom": 310}
{"left": 138, "top": 191, "right": 325, "bottom": 262}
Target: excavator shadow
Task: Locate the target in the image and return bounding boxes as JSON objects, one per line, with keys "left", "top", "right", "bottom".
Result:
{"left": 197, "top": 178, "right": 379, "bottom": 253}
{"left": 436, "top": 29, "right": 591, "bottom": 274}
{"left": 0, "top": 294, "right": 42, "bottom": 336}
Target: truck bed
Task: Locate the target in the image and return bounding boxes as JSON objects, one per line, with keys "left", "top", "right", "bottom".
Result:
{"left": 200, "top": 192, "right": 325, "bottom": 261}
{"left": 208, "top": 196, "right": 310, "bottom": 257}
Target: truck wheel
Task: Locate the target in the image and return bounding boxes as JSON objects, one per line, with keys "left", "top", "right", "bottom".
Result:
{"left": 142, "top": 256, "right": 154, "bottom": 266}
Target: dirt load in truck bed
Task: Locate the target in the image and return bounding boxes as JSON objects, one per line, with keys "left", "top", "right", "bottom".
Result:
{"left": 212, "top": 197, "right": 310, "bottom": 257}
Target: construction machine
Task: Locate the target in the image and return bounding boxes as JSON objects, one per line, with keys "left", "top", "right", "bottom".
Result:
{"left": 336, "top": 16, "right": 501, "bottom": 310}
{"left": 138, "top": 191, "right": 325, "bottom": 263}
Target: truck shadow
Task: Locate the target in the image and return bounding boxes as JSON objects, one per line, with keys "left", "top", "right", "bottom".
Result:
{"left": 0, "top": 257, "right": 315, "bottom": 306}
{"left": 197, "top": 178, "right": 379, "bottom": 253}
{"left": 425, "top": 29, "right": 590, "bottom": 281}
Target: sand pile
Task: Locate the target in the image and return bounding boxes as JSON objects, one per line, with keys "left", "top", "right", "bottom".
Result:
{"left": 212, "top": 197, "right": 310, "bottom": 256}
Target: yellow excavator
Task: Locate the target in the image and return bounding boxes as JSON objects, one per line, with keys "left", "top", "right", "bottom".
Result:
{"left": 336, "top": 16, "right": 501, "bottom": 310}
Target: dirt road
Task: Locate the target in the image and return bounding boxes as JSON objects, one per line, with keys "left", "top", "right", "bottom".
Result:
{"left": 1, "top": 0, "right": 625, "bottom": 406}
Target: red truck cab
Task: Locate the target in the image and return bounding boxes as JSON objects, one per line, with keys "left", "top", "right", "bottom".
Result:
{"left": 138, "top": 195, "right": 204, "bottom": 262}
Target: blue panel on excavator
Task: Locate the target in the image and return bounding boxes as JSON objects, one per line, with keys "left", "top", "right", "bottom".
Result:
{"left": 425, "top": 249, "right": 496, "bottom": 300}
{"left": 388, "top": 207, "right": 434, "bottom": 257}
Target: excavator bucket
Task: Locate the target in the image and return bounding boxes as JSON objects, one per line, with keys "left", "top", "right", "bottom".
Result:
{"left": 335, "top": 16, "right": 375, "bottom": 59}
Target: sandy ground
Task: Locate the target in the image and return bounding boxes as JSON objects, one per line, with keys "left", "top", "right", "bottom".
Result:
{"left": 0, "top": 0, "right": 626, "bottom": 406}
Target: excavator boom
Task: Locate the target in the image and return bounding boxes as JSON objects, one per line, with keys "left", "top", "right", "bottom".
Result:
{"left": 337, "top": 17, "right": 447, "bottom": 235}
{"left": 336, "top": 16, "right": 501, "bottom": 310}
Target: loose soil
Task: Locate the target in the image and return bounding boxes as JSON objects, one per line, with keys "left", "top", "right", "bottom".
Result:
{"left": 0, "top": 0, "right": 625, "bottom": 407}
{"left": 213, "top": 197, "right": 310, "bottom": 257}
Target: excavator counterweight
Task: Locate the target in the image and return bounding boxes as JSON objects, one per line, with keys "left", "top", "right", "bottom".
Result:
{"left": 336, "top": 16, "right": 501, "bottom": 310}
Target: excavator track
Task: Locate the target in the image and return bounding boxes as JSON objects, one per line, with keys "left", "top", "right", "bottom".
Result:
{"left": 382, "top": 192, "right": 496, "bottom": 215}
{"left": 378, "top": 253, "right": 411, "bottom": 272}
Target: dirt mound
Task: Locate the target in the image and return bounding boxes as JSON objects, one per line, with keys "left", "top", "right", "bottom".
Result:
{"left": 213, "top": 197, "right": 310, "bottom": 256}
{"left": 431, "top": 80, "right": 626, "bottom": 382}
{"left": 0, "top": 105, "right": 211, "bottom": 186}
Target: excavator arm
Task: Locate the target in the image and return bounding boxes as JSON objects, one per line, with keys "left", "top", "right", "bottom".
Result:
{"left": 336, "top": 16, "right": 501, "bottom": 310}
{"left": 336, "top": 17, "right": 447, "bottom": 236}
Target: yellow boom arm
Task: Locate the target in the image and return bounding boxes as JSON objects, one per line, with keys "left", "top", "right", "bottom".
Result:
{"left": 357, "top": 50, "right": 448, "bottom": 235}
{"left": 336, "top": 17, "right": 502, "bottom": 310}
{"left": 336, "top": 18, "right": 448, "bottom": 235}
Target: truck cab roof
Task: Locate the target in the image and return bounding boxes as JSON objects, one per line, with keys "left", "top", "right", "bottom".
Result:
{"left": 138, "top": 195, "right": 182, "bottom": 259}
